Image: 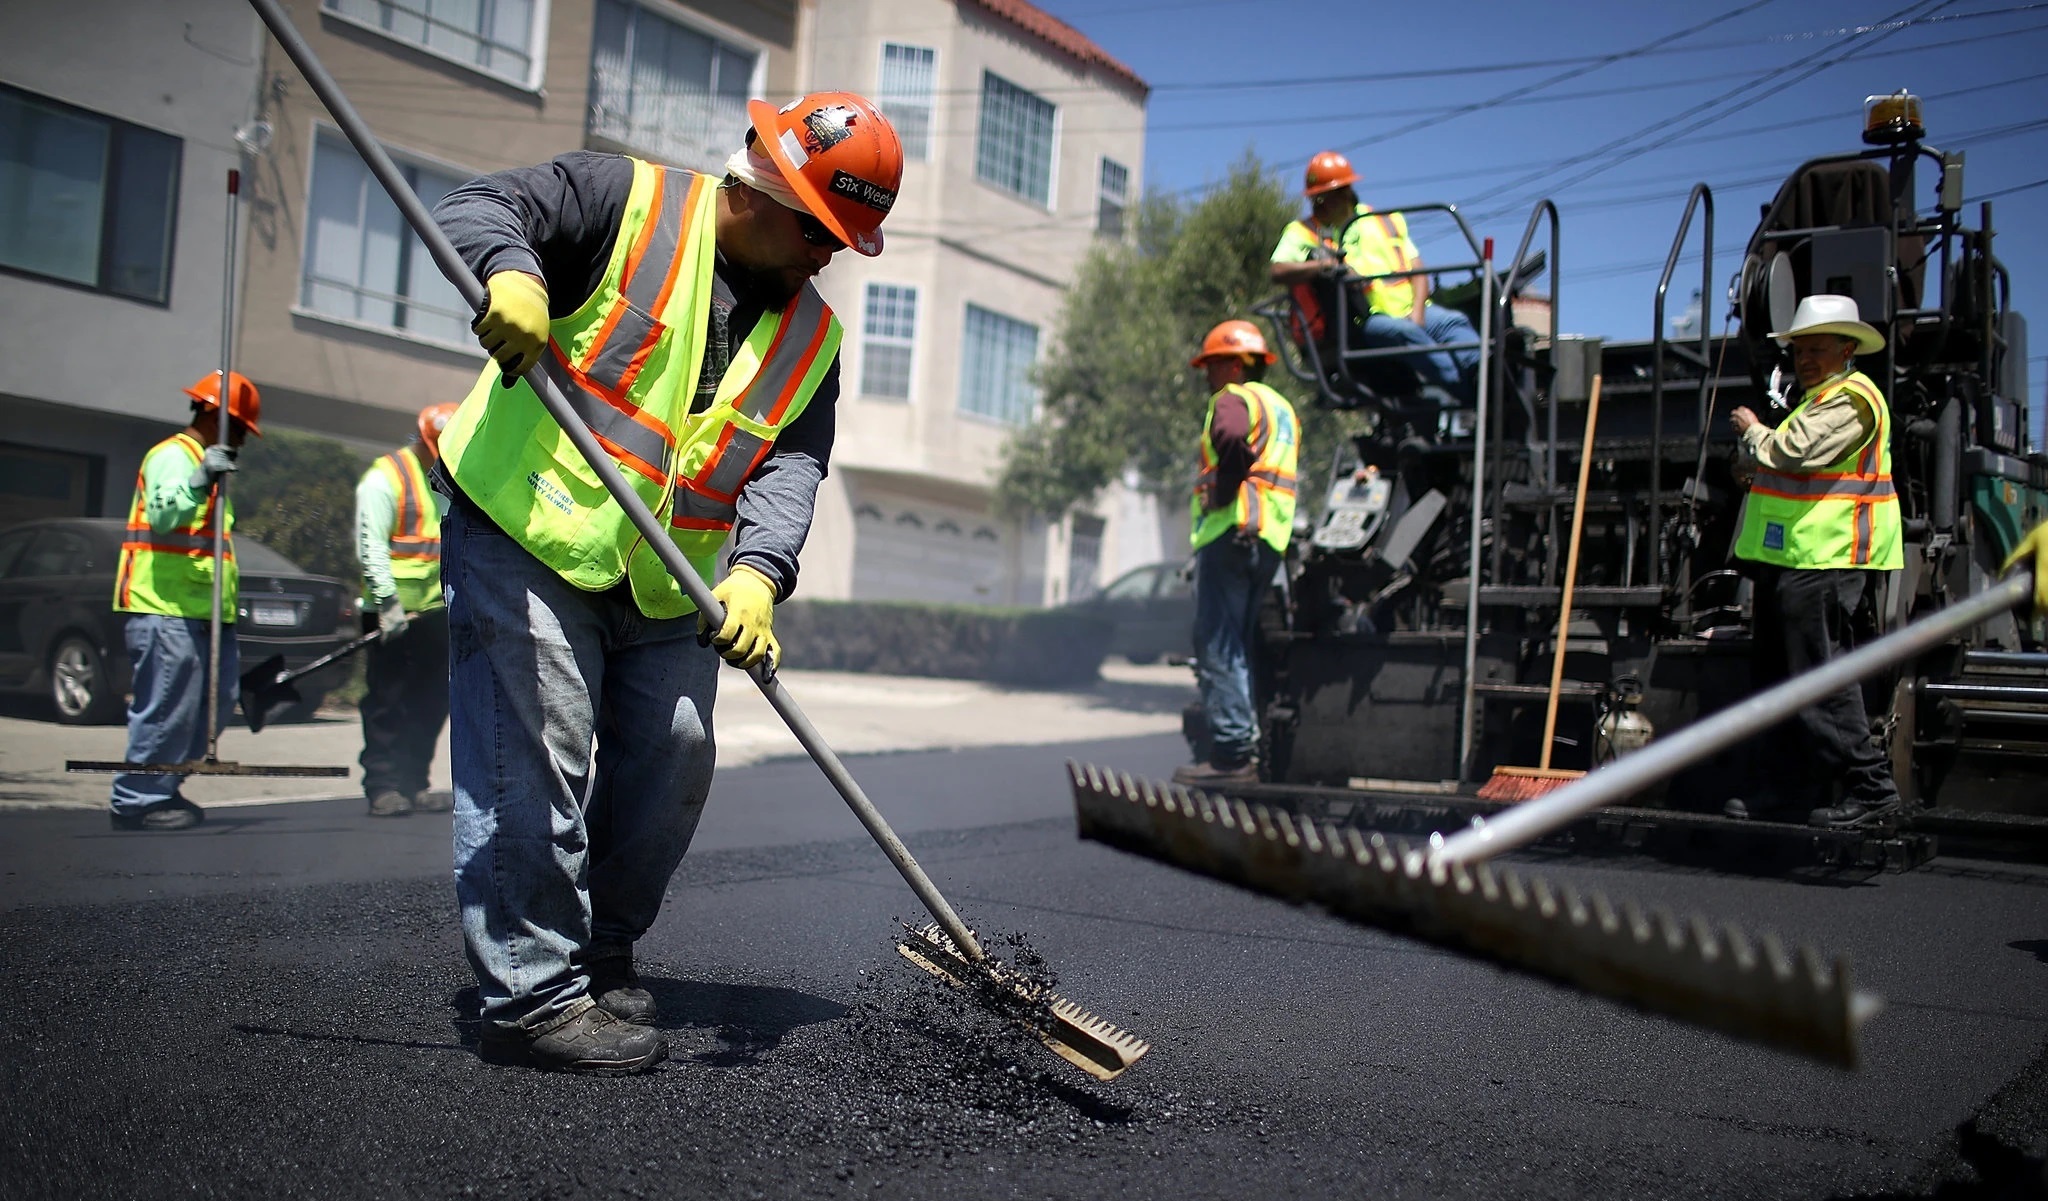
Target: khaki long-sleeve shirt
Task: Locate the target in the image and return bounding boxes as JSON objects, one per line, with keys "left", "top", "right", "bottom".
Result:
{"left": 1740, "top": 371, "right": 1878, "bottom": 472}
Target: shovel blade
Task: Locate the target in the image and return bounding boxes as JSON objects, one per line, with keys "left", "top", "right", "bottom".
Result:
{"left": 896, "top": 923, "right": 1150, "bottom": 1082}
{"left": 237, "top": 654, "right": 296, "bottom": 734}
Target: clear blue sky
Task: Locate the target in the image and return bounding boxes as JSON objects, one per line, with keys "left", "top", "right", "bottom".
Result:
{"left": 1033, "top": 0, "right": 2048, "bottom": 440}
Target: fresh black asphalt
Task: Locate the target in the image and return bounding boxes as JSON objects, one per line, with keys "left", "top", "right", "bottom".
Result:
{"left": 3, "top": 732, "right": 2045, "bottom": 1200}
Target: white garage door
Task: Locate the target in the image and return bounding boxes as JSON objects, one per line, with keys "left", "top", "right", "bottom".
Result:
{"left": 851, "top": 493, "right": 1010, "bottom": 605}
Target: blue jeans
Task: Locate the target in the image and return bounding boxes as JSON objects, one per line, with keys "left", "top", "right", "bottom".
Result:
{"left": 110, "top": 614, "right": 238, "bottom": 812}
{"left": 444, "top": 505, "right": 719, "bottom": 1029}
{"left": 1193, "top": 537, "right": 1281, "bottom": 766}
{"left": 1360, "top": 303, "right": 1480, "bottom": 400}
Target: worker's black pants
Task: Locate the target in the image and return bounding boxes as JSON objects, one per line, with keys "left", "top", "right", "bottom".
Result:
{"left": 1749, "top": 566, "right": 1900, "bottom": 808}
{"left": 359, "top": 607, "right": 450, "bottom": 800}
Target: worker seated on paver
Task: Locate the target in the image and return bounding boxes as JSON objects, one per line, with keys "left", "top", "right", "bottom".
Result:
{"left": 1269, "top": 151, "right": 1480, "bottom": 418}
{"left": 431, "top": 93, "right": 902, "bottom": 1075}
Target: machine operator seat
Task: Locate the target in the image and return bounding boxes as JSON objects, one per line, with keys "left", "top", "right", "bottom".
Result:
{"left": 1739, "top": 157, "right": 1926, "bottom": 377}
{"left": 1273, "top": 273, "right": 1457, "bottom": 428}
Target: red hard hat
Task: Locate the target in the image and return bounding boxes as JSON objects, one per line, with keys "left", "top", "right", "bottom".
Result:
{"left": 417, "top": 402, "right": 460, "bottom": 451}
{"left": 747, "top": 91, "right": 903, "bottom": 257}
{"left": 183, "top": 371, "right": 262, "bottom": 436}
{"left": 1191, "top": 320, "right": 1277, "bottom": 368}
{"left": 1304, "top": 150, "right": 1359, "bottom": 197}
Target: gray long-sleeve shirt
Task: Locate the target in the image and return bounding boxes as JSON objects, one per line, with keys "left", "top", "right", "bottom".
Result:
{"left": 430, "top": 151, "right": 835, "bottom": 600}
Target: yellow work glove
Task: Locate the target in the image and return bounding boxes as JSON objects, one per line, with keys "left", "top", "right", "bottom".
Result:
{"left": 471, "top": 271, "right": 550, "bottom": 382}
{"left": 2003, "top": 522, "right": 2048, "bottom": 615}
{"left": 700, "top": 564, "right": 780, "bottom": 670}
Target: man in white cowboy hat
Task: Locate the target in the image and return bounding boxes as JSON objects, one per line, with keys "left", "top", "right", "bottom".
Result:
{"left": 1725, "top": 294, "right": 1903, "bottom": 829}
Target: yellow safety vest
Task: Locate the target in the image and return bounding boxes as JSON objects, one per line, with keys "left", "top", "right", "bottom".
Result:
{"left": 437, "top": 159, "right": 842, "bottom": 618}
{"left": 1735, "top": 370, "right": 1903, "bottom": 570}
{"left": 369, "top": 445, "right": 443, "bottom": 612}
{"left": 1191, "top": 381, "right": 1299, "bottom": 554}
{"left": 113, "top": 432, "right": 237, "bottom": 621}
{"left": 1287, "top": 205, "right": 1421, "bottom": 319}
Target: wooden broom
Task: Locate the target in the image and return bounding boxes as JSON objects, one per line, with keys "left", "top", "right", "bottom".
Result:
{"left": 1477, "top": 373, "right": 1602, "bottom": 801}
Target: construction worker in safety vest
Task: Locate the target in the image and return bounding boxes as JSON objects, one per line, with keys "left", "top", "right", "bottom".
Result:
{"left": 107, "top": 371, "right": 262, "bottom": 832}
{"left": 1727, "top": 295, "right": 1904, "bottom": 830}
{"left": 429, "top": 92, "right": 900, "bottom": 1074}
{"left": 1174, "top": 320, "right": 1299, "bottom": 788}
{"left": 354, "top": 402, "right": 458, "bottom": 819}
{"left": 1269, "top": 151, "right": 1480, "bottom": 408}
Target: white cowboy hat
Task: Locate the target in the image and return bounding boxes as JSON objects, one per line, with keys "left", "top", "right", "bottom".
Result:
{"left": 1769, "top": 293, "right": 1885, "bottom": 354}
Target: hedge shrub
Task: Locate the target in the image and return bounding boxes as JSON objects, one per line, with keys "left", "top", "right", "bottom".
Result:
{"left": 774, "top": 599, "right": 1112, "bottom": 687}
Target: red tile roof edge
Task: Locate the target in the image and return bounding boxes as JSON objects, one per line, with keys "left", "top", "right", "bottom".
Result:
{"left": 958, "top": 0, "right": 1150, "bottom": 97}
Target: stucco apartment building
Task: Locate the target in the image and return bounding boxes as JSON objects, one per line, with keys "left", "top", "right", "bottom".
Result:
{"left": 0, "top": 0, "right": 1165, "bottom": 606}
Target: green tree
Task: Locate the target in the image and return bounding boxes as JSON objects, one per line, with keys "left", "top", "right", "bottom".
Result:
{"left": 231, "top": 428, "right": 368, "bottom": 581}
{"left": 996, "top": 153, "right": 1357, "bottom": 521}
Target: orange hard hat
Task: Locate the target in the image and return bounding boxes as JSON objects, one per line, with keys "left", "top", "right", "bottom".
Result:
{"left": 1191, "top": 320, "right": 1277, "bottom": 368}
{"left": 1304, "top": 150, "right": 1359, "bottom": 197}
{"left": 183, "top": 370, "right": 262, "bottom": 436}
{"left": 417, "top": 402, "right": 460, "bottom": 451}
{"left": 747, "top": 91, "right": 903, "bottom": 257}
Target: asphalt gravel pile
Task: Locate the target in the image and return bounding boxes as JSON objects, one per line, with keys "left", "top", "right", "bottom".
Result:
{"left": 0, "top": 876, "right": 1302, "bottom": 1201}
{"left": 5, "top": 790, "right": 2048, "bottom": 1200}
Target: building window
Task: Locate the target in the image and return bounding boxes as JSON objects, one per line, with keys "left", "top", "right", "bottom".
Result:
{"left": 959, "top": 303, "right": 1039, "bottom": 425}
{"left": 1097, "top": 157, "right": 1129, "bottom": 238}
{"left": 877, "top": 43, "right": 935, "bottom": 162}
{"left": 861, "top": 283, "right": 917, "bottom": 400}
{"left": 590, "top": 0, "right": 757, "bottom": 172}
{"left": 323, "top": 0, "right": 539, "bottom": 88}
{"left": 301, "top": 129, "right": 470, "bottom": 345}
{"left": 0, "top": 85, "right": 180, "bottom": 305}
{"left": 976, "top": 72, "right": 1055, "bottom": 207}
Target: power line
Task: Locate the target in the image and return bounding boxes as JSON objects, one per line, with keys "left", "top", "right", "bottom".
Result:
{"left": 1154, "top": 16, "right": 2046, "bottom": 202}
{"left": 1466, "top": 0, "right": 1959, "bottom": 221}
{"left": 1967, "top": 175, "right": 2048, "bottom": 201}
{"left": 1334, "top": 0, "right": 1777, "bottom": 154}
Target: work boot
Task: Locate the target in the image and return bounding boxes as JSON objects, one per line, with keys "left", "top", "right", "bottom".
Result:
{"left": 586, "top": 946, "right": 657, "bottom": 1026}
{"left": 1808, "top": 797, "right": 1902, "bottom": 830}
{"left": 367, "top": 789, "right": 412, "bottom": 818}
{"left": 411, "top": 789, "right": 452, "bottom": 813}
{"left": 1171, "top": 759, "right": 1259, "bottom": 788}
{"left": 109, "top": 795, "right": 205, "bottom": 832}
{"left": 477, "top": 998, "right": 666, "bottom": 1075}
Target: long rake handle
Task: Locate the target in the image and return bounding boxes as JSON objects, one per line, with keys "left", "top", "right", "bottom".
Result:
{"left": 1539, "top": 373, "right": 1600, "bottom": 770}
{"left": 245, "top": 0, "right": 985, "bottom": 962}
{"left": 1436, "top": 571, "right": 2032, "bottom": 864}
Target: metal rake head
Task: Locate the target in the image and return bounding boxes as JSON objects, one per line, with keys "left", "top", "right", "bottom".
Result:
{"left": 897, "top": 923, "right": 1151, "bottom": 1081}
{"left": 1068, "top": 763, "right": 1880, "bottom": 1069}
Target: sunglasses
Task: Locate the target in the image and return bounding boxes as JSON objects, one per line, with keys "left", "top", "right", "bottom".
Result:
{"left": 794, "top": 209, "right": 845, "bottom": 252}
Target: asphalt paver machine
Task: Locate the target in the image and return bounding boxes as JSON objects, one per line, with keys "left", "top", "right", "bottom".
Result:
{"left": 1227, "top": 91, "right": 2048, "bottom": 863}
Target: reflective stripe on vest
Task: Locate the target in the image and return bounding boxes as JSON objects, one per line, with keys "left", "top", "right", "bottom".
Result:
{"left": 114, "top": 432, "right": 237, "bottom": 619}
{"left": 537, "top": 170, "right": 706, "bottom": 485}
{"left": 1191, "top": 381, "right": 1300, "bottom": 554}
{"left": 376, "top": 447, "right": 442, "bottom": 561}
{"left": 371, "top": 446, "right": 443, "bottom": 612}
{"left": 667, "top": 283, "right": 838, "bottom": 536}
{"left": 1348, "top": 208, "right": 1417, "bottom": 318}
{"left": 1735, "top": 371, "right": 1903, "bottom": 570}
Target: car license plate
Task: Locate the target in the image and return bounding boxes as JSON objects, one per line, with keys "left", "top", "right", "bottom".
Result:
{"left": 250, "top": 601, "right": 298, "bottom": 627}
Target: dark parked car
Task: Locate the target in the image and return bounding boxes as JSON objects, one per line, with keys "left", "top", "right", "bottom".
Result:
{"left": 0, "top": 518, "right": 360, "bottom": 724}
{"left": 1067, "top": 560, "right": 1195, "bottom": 665}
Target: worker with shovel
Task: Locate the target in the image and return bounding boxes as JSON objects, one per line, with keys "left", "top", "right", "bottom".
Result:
{"left": 429, "top": 94, "right": 901, "bottom": 1074}
{"left": 355, "top": 402, "right": 457, "bottom": 818}
{"left": 107, "top": 372, "right": 261, "bottom": 831}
